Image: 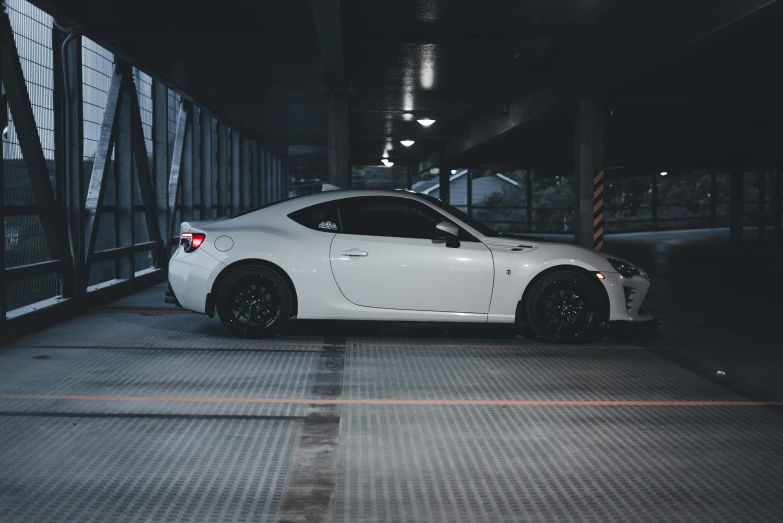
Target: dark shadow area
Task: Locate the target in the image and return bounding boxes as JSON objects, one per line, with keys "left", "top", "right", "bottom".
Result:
{"left": 605, "top": 228, "right": 783, "bottom": 401}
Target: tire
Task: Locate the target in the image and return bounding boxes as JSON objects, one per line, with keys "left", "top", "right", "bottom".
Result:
{"left": 525, "top": 270, "right": 603, "bottom": 342}
{"left": 216, "top": 265, "right": 292, "bottom": 338}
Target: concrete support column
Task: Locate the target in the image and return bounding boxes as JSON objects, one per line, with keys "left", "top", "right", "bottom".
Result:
{"left": 438, "top": 145, "right": 450, "bottom": 204}
{"left": 327, "top": 91, "right": 349, "bottom": 187}
{"left": 574, "top": 95, "right": 605, "bottom": 249}
{"left": 730, "top": 171, "right": 744, "bottom": 247}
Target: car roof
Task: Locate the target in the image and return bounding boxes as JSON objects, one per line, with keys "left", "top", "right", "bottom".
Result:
{"left": 269, "top": 188, "right": 429, "bottom": 212}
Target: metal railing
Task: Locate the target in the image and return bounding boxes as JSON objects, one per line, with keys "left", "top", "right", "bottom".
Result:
{"left": 1, "top": 0, "right": 290, "bottom": 326}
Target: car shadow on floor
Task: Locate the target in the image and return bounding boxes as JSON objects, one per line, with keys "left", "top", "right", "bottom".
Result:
{"left": 279, "top": 319, "right": 519, "bottom": 340}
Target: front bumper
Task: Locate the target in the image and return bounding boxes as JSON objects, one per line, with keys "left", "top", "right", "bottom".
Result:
{"left": 600, "top": 271, "right": 656, "bottom": 324}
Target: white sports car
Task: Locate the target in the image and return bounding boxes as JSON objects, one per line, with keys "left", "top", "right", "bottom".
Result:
{"left": 167, "top": 188, "right": 656, "bottom": 340}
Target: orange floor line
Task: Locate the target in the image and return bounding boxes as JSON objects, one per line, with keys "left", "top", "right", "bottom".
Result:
{"left": 5, "top": 338, "right": 641, "bottom": 350}
{"left": 1, "top": 394, "right": 780, "bottom": 407}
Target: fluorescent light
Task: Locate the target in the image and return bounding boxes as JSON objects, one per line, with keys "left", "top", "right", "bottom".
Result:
{"left": 403, "top": 112, "right": 414, "bottom": 121}
{"left": 660, "top": 171, "right": 668, "bottom": 176}
{"left": 400, "top": 140, "right": 415, "bottom": 147}
{"left": 381, "top": 158, "right": 394, "bottom": 167}
{"left": 417, "top": 118, "right": 435, "bottom": 127}
{"left": 451, "top": 169, "right": 457, "bottom": 174}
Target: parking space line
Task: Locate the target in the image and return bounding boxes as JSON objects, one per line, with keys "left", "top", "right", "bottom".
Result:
{"left": 1, "top": 395, "right": 780, "bottom": 407}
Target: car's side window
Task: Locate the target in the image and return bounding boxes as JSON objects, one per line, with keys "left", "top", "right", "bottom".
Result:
{"left": 288, "top": 202, "right": 341, "bottom": 233}
{"left": 339, "top": 197, "right": 413, "bottom": 237}
{"left": 338, "top": 196, "right": 476, "bottom": 241}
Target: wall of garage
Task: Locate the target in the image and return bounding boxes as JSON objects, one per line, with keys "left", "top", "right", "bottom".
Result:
{"left": 1, "top": 0, "right": 289, "bottom": 330}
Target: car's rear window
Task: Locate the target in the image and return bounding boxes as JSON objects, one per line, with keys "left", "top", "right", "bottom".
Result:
{"left": 287, "top": 201, "right": 341, "bottom": 232}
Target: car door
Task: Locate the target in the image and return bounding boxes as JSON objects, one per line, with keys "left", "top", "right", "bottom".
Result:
{"left": 329, "top": 196, "right": 494, "bottom": 313}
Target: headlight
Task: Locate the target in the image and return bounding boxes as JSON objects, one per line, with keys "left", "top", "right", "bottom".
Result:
{"left": 607, "top": 258, "right": 640, "bottom": 278}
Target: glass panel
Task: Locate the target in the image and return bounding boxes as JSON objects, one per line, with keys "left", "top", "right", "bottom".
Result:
{"left": 471, "top": 168, "right": 527, "bottom": 232}
{"left": 531, "top": 174, "right": 573, "bottom": 233}
{"left": 351, "top": 165, "right": 408, "bottom": 190}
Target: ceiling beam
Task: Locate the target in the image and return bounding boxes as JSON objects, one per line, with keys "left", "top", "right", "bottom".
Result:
{"left": 444, "top": 0, "right": 783, "bottom": 164}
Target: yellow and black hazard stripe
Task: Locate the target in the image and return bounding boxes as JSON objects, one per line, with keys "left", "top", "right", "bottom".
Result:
{"left": 593, "top": 170, "right": 604, "bottom": 251}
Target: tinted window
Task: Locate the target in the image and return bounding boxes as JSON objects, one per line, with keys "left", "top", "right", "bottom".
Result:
{"left": 340, "top": 196, "right": 473, "bottom": 240}
{"left": 288, "top": 202, "right": 341, "bottom": 232}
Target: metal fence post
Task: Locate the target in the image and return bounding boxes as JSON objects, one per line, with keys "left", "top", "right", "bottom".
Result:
{"left": 200, "top": 108, "right": 212, "bottom": 219}
{"left": 0, "top": 47, "right": 5, "bottom": 326}
{"left": 115, "top": 62, "right": 134, "bottom": 280}
{"left": 525, "top": 170, "right": 533, "bottom": 232}
{"left": 181, "top": 103, "right": 194, "bottom": 222}
{"left": 758, "top": 171, "right": 766, "bottom": 246}
{"left": 53, "top": 26, "right": 84, "bottom": 298}
{"left": 651, "top": 172, "right": 658, "bottom": 231}
{"left": 217, "top": 123, "right": 228, "bottom": 216}
{"left": 152, "top": 80, "right": 168, "bottom": 264}
{"left": 730, "top": 171, "right": 744, "bottom": 247}
{"left": 230, "top": 130, "right": 240, "bottom": 214}
{"left": 710, "top": 172, "right": 718, "bottom": 228}
{"left": 241, "top": 137, "right": 251, "bottom": 211}
{"left": 774, "top": 170, "right": 782, "bottom": 247}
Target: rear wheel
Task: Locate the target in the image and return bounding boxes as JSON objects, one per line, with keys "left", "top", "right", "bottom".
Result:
{"left": 216, "top": 265, "right": 292, "bottom": 338}
{"left": 526, "top": 270, "right": 603, "bottom": 342}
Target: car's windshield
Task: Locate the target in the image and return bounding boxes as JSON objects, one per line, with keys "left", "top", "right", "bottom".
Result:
{"left": 419, "top": 193, "right": 538, "bottom": 240}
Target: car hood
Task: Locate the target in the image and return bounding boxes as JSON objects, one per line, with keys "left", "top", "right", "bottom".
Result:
{"left": 481, "top": 237, "right": 540, "bottom": 253}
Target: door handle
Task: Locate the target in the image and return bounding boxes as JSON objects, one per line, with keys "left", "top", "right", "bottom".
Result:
{"left": 341, "top": 249, "right": 368, "bottom": 257}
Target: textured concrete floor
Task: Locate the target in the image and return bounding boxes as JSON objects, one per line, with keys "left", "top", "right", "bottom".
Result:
{"left": 1, "top": 230, "right": 782, "bottom": 522}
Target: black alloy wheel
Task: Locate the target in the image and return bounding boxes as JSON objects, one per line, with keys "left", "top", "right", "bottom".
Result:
{"left": 216, "top": 266, "right": 292, "bottom": 338}
{"left": 525, "top": 270, "right": 603, "bottom": 342}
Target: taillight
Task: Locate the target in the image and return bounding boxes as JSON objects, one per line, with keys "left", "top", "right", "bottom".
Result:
{"left": 180, "top": 232, "right": 206, "bottom": 253}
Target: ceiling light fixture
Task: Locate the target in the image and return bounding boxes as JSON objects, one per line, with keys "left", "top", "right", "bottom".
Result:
{"left": 381, "top": 158, "right": 394, "bottom": 167}
{"left": 660, "top": 171, "right": 668, "bottom": 176}
{"left": 451, "top": 169, "right": 457, "bottom": 174}
{"left": 417, "top": 118, "right": 435, "bottom": 127}
{"left": 403, "top": 112, "right": 414, "bottom": 121}
{"left": 400, "top": 140, "right": 415, "bottom": 147}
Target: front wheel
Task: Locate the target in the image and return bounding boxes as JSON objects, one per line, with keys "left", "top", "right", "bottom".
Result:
{"left": 216, "top": 265, "right": 292, "bottom": 338}
{"left": 525, "top": 270, "right": 604, "bottom": 342}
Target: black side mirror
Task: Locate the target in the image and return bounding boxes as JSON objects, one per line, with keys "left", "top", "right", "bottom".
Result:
{"left": 435, "top": 221, "right": 460, "bottom": 248}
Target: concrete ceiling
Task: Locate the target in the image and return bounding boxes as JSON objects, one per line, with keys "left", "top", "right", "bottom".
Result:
{"left": 31, "top": 0, "right": 783, "bottom": 171}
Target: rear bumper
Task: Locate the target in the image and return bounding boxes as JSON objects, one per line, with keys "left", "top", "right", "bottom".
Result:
{"left": 164, "top": 283, "right": 182, "bottom": 307}
{"left": 168, "top": 247, "right": 223, "bottom": 314}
